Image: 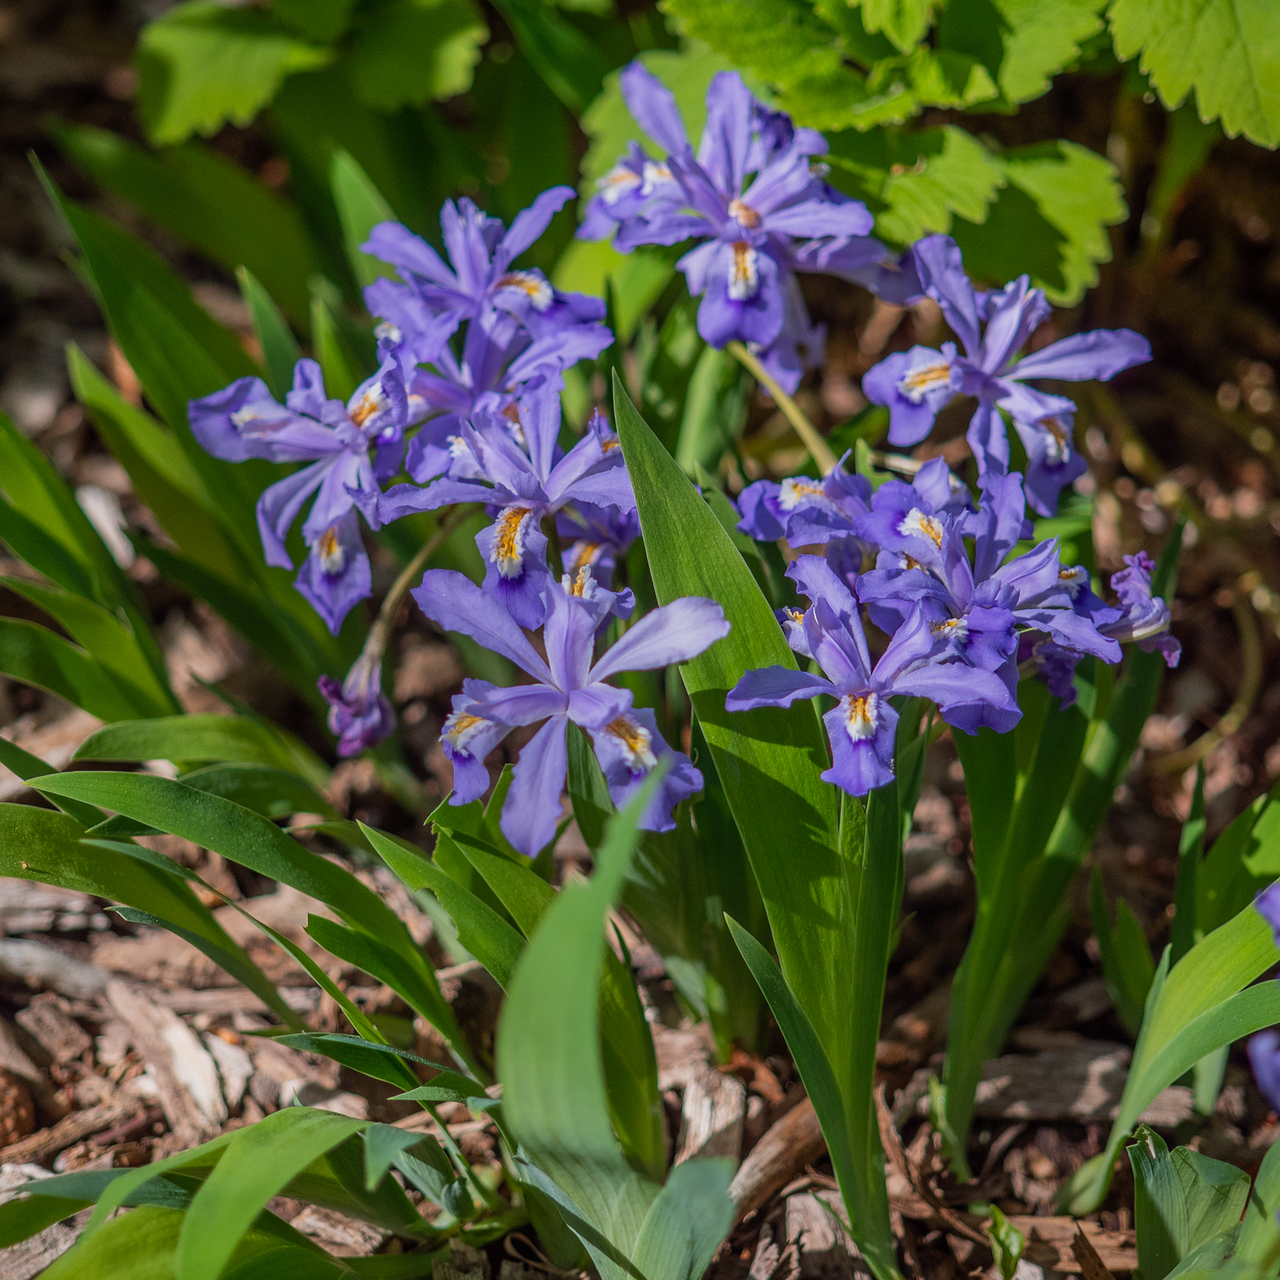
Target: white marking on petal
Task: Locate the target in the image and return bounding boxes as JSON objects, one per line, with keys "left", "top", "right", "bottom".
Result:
{"left": 496, "top": 271, "right": 553, "bottom": 311}
{"left": 605, "top": 714, "right": 657, "bottom": 774}
{"left": 930, "top": 616, "right": 969, "bottom": 641}
{"left": 318, "top": 526, "right": 346, "bottom": 576}
{"left": 897, "top": 507, "right": 944, "bottom": 548}
{"left": 728, "top": 241, "right": 759, "bottom": 301}
{"left": 1057, "top": 565, "right": 1088, "bottom": 597}
{"left": 896, "top": 358, "right": 953, "bottom": 404}
{"left": 1040, "top": 415, "right": 1071, "bottom": 464}
{"left": 598, "top": 164, "right": 642, "bottom": 204}
{"left": 841, "top": 692, "right": 879, "bottom": 743}
{"left": 491, "top": 508, "right": 535, "bottom": 579}
{"left": 777, "top": 477, "right": 829, "bottom": 511}
{"left": 442, "top": 711, "right": 489, "bottom": 756}
{"left": 640, "top": 161, "right": 673, "bottom": 194}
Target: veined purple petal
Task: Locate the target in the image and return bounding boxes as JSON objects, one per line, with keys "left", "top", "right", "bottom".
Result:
{"left": 442, "top": 680, "right": 511, "bottom": 804}
{"left": 979, "top": 275, "right": 1043, "bottom": 374}
{"left": 1248, "top": 1029, "right": 1280, "bottom": 1113}
{"left": 1254, "top": 883, "right": 1280, "bottom": 947}
{"left": 912, "top": 235, "right": 981, "bottom": 357}
{"left": 500, "top": 714, "right": 570, "bottom": 857}
{"left": 736, "top": 480, "right": 787, "bottom": 542}
{"left": 320, "top": 651, "right": 394, "bottom": 758}
{"left": 821, "top": 696, "right": 898, "bottom": 796}
{"left": 698, "top": 71, "right": 755, "bottom": 198}
{"left": 568, "top": 682, "right": 634, "bottom": 731}
{"left": 543, "top": 582, "right": 603, "bottom": 691}
{"left": 295, "top": 513, "right": 370, "bottom": 635}
{"left": 763, "top": 200, "right": 875, "bottom": 238}
{"left": 475, "top": 510, "right": 552, "bottom": 630}
{"left": 256, "top": 460, "right": 329, "bottom": 569}
{"left": 695, "top": 241, "right": 784, "bottom": 349}
{"left": 592, "top": 707, "right": 703, "bottom": 831}
{"left": 497, "top": 187, "right": 575, "bottom": 269}
{"left": 620, "top": 60, "right": 690, "bottom": 156}
{"left": 965, "top": 400, "right": 1010, "bottom": 477}
{"left": 1012, "top": 328, "right": 1151, "bottom": 383}
{"left": 725, "top": 666, "right": 836, "bottom": 711}
{"left": 363, "top": 221, "right": 456, "bottom": 288}
{"left": 189, "top": 378, "right": 333, "bottom": 463}
{"left": 589, "top": 597, "right": 730, "bottom": 682}
{"left": 863, "top": 345, "right": 957, "bottom": 447}
{"left": 475, "top": 683, "right": 569, "bottom": 726}
{"left": 413, "top": 568, "right": 553, "bottom": 683}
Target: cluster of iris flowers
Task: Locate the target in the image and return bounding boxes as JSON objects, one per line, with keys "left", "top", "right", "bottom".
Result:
{"left": 188, "top": 61, "right": 1180, "bottom": 854}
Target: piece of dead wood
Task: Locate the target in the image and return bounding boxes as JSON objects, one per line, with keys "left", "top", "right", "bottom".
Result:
{"left": 105, "top": 981, "right": 226, "bottom": 1145}
{"left": 151, "top": 987, "right": 319, "bottom": 1015}
{"left": 1002, "top": 1218, "right": 1135, "bottom": 1275}
{"left": 1071, "top": 1227, "right": 1117, "bottom": 1280}
{"left": 730, "top": 1096, "right": 827, "bottom": 1223}
{"left": 288, "top": 1204, "right": 390, "bottom": 1256}
{"left": 652, "top": 1023, "right": 747, "bottom": 1164}
{"left": 874, "top": 1085, "right": 989, "bottom": 1248}
{"left": 0, "top": 939, "right": 109, "bottom": 999}
{"left": 203, "top": 1033, "right": 253, "bottom": 1113}
{"left": 905, "top": 1043, "right": 1194, "bottom": 1127}
{"left": 0, "top": 1018, "right": 57, "bottom": 1115}
{"left": 750, "top": 1188, "right": 872, "bottom": 1280}
{"left": 0, "top": 878, "right": 97, "bottom": 936}
{"left": 0, "top": 1097, "right": 139, "bottom": 1164}
{"left": 15, "top": 996, "right": 89, "bottom": 1064}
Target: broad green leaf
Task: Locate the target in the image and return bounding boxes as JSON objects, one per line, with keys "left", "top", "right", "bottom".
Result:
{"left": 0, "top": 578, "right": 176, "bottom": 718}
{"left": 348, "top": 0, "right": 488, "bottom": 110}
{"left": 450, "top": 830, "right": 557, "bottom": 936}
{"left": 553, "top": 240, "right": 675, "bottom": 346}
{"left": 137, "top": 1, "right": 332, "bottom": 145}
{"left": 630, "top": 1157, "right": 736, "bottom": 1280}
{"left": 860, "top": 0, "right": 934, "bottom": 53}
{"left": 54, "top": 123, "right": 314, "bottom": 325}
{"left": 497, "top": 775, "right": 669, "bottom": 1278}
{"left": 952, "top": 141, "right": 1126, "bottom": 304}
{"left": 1237, "top": 1137, "right": 1280, "bottom": 1265}
{"left": 174, "top": 1109, "right": 372, "bottom": 1280}
{"left": 236, "top": 269, "right": 302, "bottom": 402}
{"left": 567, "top": 720, "right": 615, "bottom": 851}
{"left": 303, "top": 914, "right": 462, "bottom": 1045}
{"left": 614, "top": 377, "right": 898, "bottom": 1276}
{"left": 988, "top": 1205, "right": 1026, "bottom": 1280}
{"left": 1063, "top": 892, "right": 1280, "bottom": 1214}
{"left": 937, "top": 0, "right": 1107, "bottom": 105}
{"left": 330, "top": 150, "right": 399, "bottom": 290}
{"left": 310, "top": 286, "right": 364, "bottom": 404}
{"left": 1172, "top": 764, "right": 1206, "bottom": 962}
{"left": 1128, "top": 1125, "right": 1250, "bottom": 1280}
{"left": 272, "top": 1033, "right": 448, "bottom": 1094}
{"left": 177, "top": 763, "right": 337, "bottom": 822}
{"left": 0, "top": 618, "right": 141, "bottom": 723}
{"left": 827, "top": 125, "right": 1006, "bottom": 246}
{"left": 27, "top": 772, "right": 406, "bottom": 946}
{"left": 1090, "top": 872, "right": 1155, "bottom": 1036}
{"left": 674, "top": 345, "right": 747, "bottom": 475}
{"left": 489, "top": 0, "right": 608, "bottom": 114}
{"left": 274, "top": 0, "right": 356, "bottom": 42}
{"left": 67, "top": 344, "right": 246, "bottom": 588}
{"left": 1109, "top": 0, "right": 1280, "bottom": 146}
{"left": 0, "top": 1196, "right": 88, "bottom": 1249}
{"left": 74, "top": 714, "right": 324, "bottom": 781}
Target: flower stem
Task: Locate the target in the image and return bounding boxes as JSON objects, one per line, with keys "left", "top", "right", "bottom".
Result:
{"left": 367, "top": 505, "right": 475, "bottom": 655}
{"left": 726, "top": 340, "right": 838, "bottom": 475}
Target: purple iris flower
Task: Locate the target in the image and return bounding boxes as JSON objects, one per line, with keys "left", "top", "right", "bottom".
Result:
{"left": 855, "top": 473, "right": 1122, "bottom": 730}
{"left": 1099, "top": 552, "right": 1180, "bottom": 666}
{"left": 414, "top": 568, "right": 730, "bottom": 856}
{"left": 581, "top": 62, "right": 891, "bottom": 393}
{"left": 557, "top": 500, "right": 641, "bottom": 592}
{"left": 363, "top": 187, "right": 605, "bottom": 337}
{"left": 726, "top": 556, "right": 1013, "bottom": 794}
{"left": 319, "top": 650, "right": 394, "bottom": 757}
{"left": 382, "top": 381, "right": 634, "bottom": 629}
{"left": 861, "top": 235, "right": 1151, "bottom": 515}
{"left": 377, "top": 306, "right": 612, "bottom": 485}
{"left": 189, "top": 354, "right": 409, "bottom": 634}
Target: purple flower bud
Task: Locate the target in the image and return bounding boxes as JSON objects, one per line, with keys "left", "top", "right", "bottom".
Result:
{"left": 1100, "top": 552, "right": 1181, "bottom": 667}
{"left": 319, "top": 651, "right": 394, "bottom": 757}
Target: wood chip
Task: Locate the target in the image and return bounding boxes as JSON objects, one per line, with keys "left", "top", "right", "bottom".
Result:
{"left": 150, "top": 987, "right": 319, "bottom": 1016}
{"left": 105, "top": 981, "right": 226, "bottom": 1145}
{"left": 0, "top": 939, "right": 109, "bottom": 999}
{"left": 0, "top": 1018, "right": 57, "bottom": 1114}
{"left": 676, "top": 1065, "right": 746, "bottom": 1164}
{"left": 0, "top": 1097, "right": 138, "bottom": 1164}
{"left": 731, "top": 1096, "right": 827, "bottom": 1224}
{"left": 1004, "top": 1217, "right": 1135, "bottom": 1275}
{"left": 750, "top": 1189, "right": 872, "bottom": 1280}
{"left": 15, "top": 997, "right": 90, "bottom": 1064}
{"left": 288, "top": 1204, "right": 390, "bottom": 1256}
{"left": 203, "top": 1033, "right": 252, "bottom": 1113}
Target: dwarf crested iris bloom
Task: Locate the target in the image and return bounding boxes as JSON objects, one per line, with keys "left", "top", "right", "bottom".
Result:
{"left": 1100, "top": 551, "right": 1181, "bottom": 666}
{"left": 854, "top": 473, "right": 1123, "bottom": 731}
{"left": 319, "top": 650, "right": 394, "bottom": 757}
{"left": 415, "top": 568, "right": 729, "bottom": 855}
{"left": 364, "top": 187, "right": 604, "bottom": 336}
{"left": 557, "top": 501, "right": 641, "bottom": 592}
{"left": 727, "top": 557, "right": 1013, "bottom": 794}
{"left": 383, "top": 383, "right": 634, "bottom": 629}
{"left": 862, "top": 235, "right": 1151, "bottom": 515}
{"left": 190, "top": 354, "right": 410, "bottom": 634}
{"left": 581, "top": 62, "right": 899, "bottom": 392}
